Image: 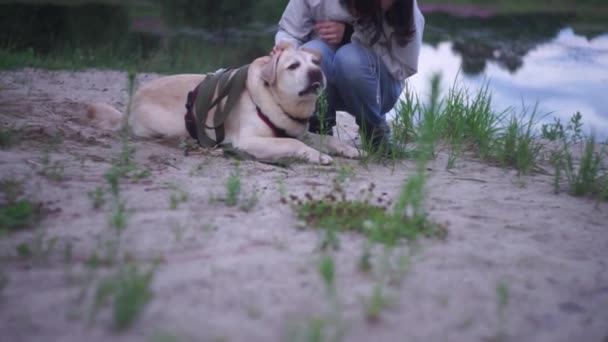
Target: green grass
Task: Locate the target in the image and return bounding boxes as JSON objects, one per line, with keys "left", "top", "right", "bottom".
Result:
{"left": 39, "top": 152, "right": 65, "bottom": 182}
{"left": 79, "top": 70, "right": 159, "bottom": 332}
{"left": 541, "top": 117, "right": 565, "bottom": 141}
{"left": 88, "top": 186, "right": 106, "bottom": 209}
{"left": 394, "top": 78, "right": 606, "bottom": 197}
{"left": 492, "top": 105, "right": 543, "bottom": 174}
{"left": 559, "top": 135, "right": 607, "bottom": 199}
{"left": 288, "top": 84, "right": 447, "bottom": 245}
{"left": 15, "top": 231, "right": 57, "bottom": 264}
{"left": 285, "top": 82, "right": 446, "bottom": 336}
{"left": 285, "top": 254, "right": 344, "bottom": 342}
{"left": 315, "top": 93, "right": 332, "bottom": 136}
{"left": 0, "top": 200, "right": 38, "bottom": 231}
{"left": 286, "top": 184, "right": 445, "bottom": 246}
{"left": 168, "top": 185, "right": 189, "bottom": 210}
{"left": 363, "top": 284, "right": 391, "bottom": 323}
{"left": 392, "top": 90, "right": 420, "bottom": 148}
{"left": 0, "top": 178, "right": 42, "bottom": 232}
{"left": 225, "top": 167, "right": 242, "bottom": 207}
{"left": 438, "top": 79, "right": 505, "bottom": 161}
{"left": 392, "top": 75, "right": 546, "bottom": 175}
{"left": 0, "top": 178, "right": 22, "bottom": 203}
{"left": 550, "top": 113, "right": 608, "bottom": 201}
{"left": 92, "top": 263, "right": 156, "bottom": 331}
{"left": 494, "top": 281, "right": 510, "bottom": 342}
{"left": 357, "top": 243, "right": 373, "bottom": 273}
{"left": 239, "top": 188, "right": 259, "bottom": 212}
{"left": 318, "top": 254, "right": 336, "bottom": 295}
{"left": 109, "top": 198, "right": 128, "bottom": 232}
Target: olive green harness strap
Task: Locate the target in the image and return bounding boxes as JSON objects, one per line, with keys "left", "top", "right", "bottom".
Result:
{"left": 194, "top": 65, "right": 249, "bottom": 148}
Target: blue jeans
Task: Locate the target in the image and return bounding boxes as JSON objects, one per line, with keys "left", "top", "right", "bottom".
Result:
{"left": 302, "top": 39, "right": 403, "bottom": 130}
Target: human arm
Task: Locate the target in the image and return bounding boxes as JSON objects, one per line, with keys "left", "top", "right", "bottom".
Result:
{"left": 275, "top": 0, "right": 315, "bottom": 47}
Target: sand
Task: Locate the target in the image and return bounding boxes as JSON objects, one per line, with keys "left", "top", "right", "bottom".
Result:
{"left": 0, "top": 69, "right": 607, "bottom": 342}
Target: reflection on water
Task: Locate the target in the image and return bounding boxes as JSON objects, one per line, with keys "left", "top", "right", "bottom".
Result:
{"left": 411, "top": 27, "right": 608, "bottom": 135}
{"left": 422, "top": 11, "right": 576, "bottom": 75}
{"left": 0, "top": 1, "right": 607, "bottom": 134}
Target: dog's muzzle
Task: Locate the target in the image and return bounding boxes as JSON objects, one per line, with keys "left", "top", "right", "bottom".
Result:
{"left": 299, "top": 68, "right": 325, "bottom": 96}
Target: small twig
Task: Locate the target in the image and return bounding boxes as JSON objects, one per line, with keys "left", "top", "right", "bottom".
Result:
{"left": 447, "top": 177, "right": 488, "bottom": 183}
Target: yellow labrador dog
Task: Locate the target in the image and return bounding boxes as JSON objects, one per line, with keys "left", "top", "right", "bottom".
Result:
{"left": 86, "top": 44, "right": 359, "bottom": 164}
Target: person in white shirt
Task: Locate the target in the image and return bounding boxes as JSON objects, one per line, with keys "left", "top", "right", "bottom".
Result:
{"left": 275, "top": 0, "right": 425, "bottom": 152}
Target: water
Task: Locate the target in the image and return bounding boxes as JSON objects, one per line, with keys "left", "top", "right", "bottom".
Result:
{"left": 1, "top": 1, "right": 607, "bottom": 135}
{"left": 410, "top": 8, "right": 608, "bottom": 136}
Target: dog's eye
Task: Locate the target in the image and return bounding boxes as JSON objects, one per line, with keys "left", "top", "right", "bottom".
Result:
{"left": 312, "top": 59, "right": 321, "bottom": 66}
{"left": 287, "top": 62, "right": 300, "bottom": 70}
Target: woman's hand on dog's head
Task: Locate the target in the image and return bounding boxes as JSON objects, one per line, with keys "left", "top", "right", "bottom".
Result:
{"left": 271, "top": 41, "right": 295, "bottom": 57}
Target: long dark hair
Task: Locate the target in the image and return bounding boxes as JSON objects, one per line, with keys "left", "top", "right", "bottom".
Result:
{"left": 341, "top": 0, "right": 416, "bottom": 47}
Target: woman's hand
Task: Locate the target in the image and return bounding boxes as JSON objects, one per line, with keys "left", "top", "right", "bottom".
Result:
{"left": 271, "top": 41, "right": 295, "bottom": 56}
{"left": 314, "top": 21, "right": 346, "bottom": 46}
{"left": 271, "top": 44, "right": 282, "bottom": 56}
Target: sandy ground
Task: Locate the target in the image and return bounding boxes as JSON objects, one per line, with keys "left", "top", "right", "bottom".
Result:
{"left": 0, "top": 69, "right": 607, "bottom": 342}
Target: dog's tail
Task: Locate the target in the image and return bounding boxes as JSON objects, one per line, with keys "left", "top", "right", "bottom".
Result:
{"left": 85, "top": 102, "right": 124, "bottom": 131}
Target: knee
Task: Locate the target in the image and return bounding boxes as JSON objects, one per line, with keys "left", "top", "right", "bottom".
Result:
{"left": 333, "top": 44, "right": 371, "bottom": 83}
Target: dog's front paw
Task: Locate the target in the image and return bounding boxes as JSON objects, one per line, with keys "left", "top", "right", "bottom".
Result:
{"left": 318, "top": 153, "right": 333, "bottom": 165}
{"left": 306, "top": 152, "right": 333, "bottom": 165}
{"left": 301, "top": 147, "right": 333, "bottom": 165}
{"left": 338, "top": 145, "right": 361, "bottom": 159}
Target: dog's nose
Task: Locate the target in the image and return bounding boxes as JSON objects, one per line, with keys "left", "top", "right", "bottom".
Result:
{"left": 308, "top": 68, "right": 324, "bottom": 84}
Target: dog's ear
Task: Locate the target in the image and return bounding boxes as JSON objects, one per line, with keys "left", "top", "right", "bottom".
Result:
{"left": 261, "top": 50, "right": 282, "bottom": 85}
{"left": 261, "top": 42, "right": 295, "bottom": 85}
{"left": 301, "top": 47, "right": 322, "bottom": 62}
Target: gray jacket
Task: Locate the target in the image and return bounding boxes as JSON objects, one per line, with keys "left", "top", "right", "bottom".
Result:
{"left": 275, "top": 0, "right": 425, "bottom": 82}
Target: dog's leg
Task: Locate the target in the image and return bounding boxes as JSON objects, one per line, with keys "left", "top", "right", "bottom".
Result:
{"left": 304, "top": 133, "right": 361, "bottom": 159}
{"left": 236, "top": 137, "right": 333, "bottom": 165}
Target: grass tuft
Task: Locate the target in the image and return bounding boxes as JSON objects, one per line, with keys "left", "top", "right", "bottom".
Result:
{"left": 239, "top": 188, "right": 259, "bottom": 212}
{"left": 363, "top": 284, "right": 391, "bottom": 323}
{"left": 169, "top": 185, "right": 189, "bottom": 210}
{"left": 286, "top": 183, "right": 443, "bottom": 246}
{"left": 391, "top": 75, "right": 550, "bottom": 176}
{"left": 15, "top": 231, "right": 57, "bottom": 264}
{"left": 494, "top": 281, "right": 510, "bottom": 342}
{"left": 0, "top": 200, "right": 38, "bottom": 231}
{"left": 541, "top": 117, "right": 565, "bottom": 141}
{"left": 492, "top": 104, "right": 543, "bottom": 174}
{"left": 88, "top": 186, "right": 106, "bottom": 209}
{"left": 318, "top": 254, "right": 335, "bottom": 293}
{"left": 39, "top": 152, "right": 65, "bottom": 182}
{"left": 92, "top": 263, "right": 156, "bottom": 331}
{"left": 0, "top": 178, "right": 42, "bottom": 232}
{"left": 286, "top": 103, "right": 446, "bottom": 245}
{"left": 551, "top": 113, "right": 608, "bottom": 201}
{"left": 225, "top": 167, "right": 242, "bottom": 207}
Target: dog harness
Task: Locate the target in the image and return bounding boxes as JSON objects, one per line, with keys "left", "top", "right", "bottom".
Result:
{"left": 184, "top": 65, "right": 310, "bottom": 147}
{"left": 185, "top": 65, "right": 250, "bottom": 148}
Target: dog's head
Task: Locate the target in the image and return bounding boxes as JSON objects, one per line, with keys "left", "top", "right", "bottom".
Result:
{"left": 260, "top": 43, "right": 326, "bottom": 102}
